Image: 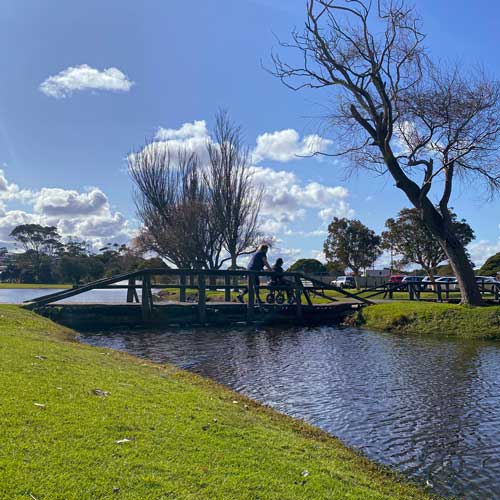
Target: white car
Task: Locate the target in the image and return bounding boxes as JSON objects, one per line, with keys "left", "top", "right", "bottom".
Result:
{"left": 420, "top": 276, "right": 441, "bottom": 290}
{"left": 435, "top": 276, "right": 458, "bottom": 291}
{"left": 331, "top": 276, "right": 356, "bottom": 289}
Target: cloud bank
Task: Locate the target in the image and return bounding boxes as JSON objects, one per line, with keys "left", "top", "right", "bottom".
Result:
{"left": 137, "top": 120, "right": 351, "bottom": 236}
{"left": 0, "top": 170, "right": 132, "bottom": 248}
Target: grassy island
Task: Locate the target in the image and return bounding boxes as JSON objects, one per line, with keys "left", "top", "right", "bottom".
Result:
{"left": 0, "top": 305, "right": 432, "bottom": 499}
{"left": 358, "top": 302, "right": 500, "bottom": 340}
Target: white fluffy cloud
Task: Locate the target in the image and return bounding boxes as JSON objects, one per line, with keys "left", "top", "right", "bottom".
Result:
{"left": 252, "top": 129, "right": 332, "bottom": 163}
{"left": 33, "top": 187, "right": 108, "bottom": 216}
{"left": 0, "top": 210, "right": 37, "bottom": 243}
{"left": 131, "top": 120, "right": 211, "bottom": 166}
{"left": 0, "top": 170, "right": 132, "bottom": 247}
{"left": 145, "top": 122, "right": 333, "bottom": 168}
{"left": 0, "top": 169, "right": 34, "bottom": 202}
{"left": 318, "top": 204, "right": 355, "bottom": 221}
{"left": 39, "top": 64, "right": 134, "bottom": 98}
{"left": 468, "top": 236, "right": 500, "bottom": 267}
{"left": 250, "top": 166, "right": 353, "bottom": 225}
{"left": 155, "top": 120, "right": 208, "bottom": 141}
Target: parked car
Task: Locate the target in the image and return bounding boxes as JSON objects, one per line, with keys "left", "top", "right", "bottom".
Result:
{"left": 388, "top": 275, "right": 405, "bottom": 284}
{"left": 435, "top": 276, "right": 459, "bottom": 291}
{"left": 331, "top": 276, "right": 356, "bottom": 289}
{"left": 475, "top": 276, "right": 500, "bottom": 291}
{"left": 420, "top": 276, "right": 441, "bottom": 290}
{"left": 401, "top": 276, "right": 424, "bottom": 283}
{"left": 475, "top": 276, "right": 500, "bottom": 283}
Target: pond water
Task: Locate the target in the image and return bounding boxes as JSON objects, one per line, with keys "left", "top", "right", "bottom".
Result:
{"left": 79, "top": 325, "right": 500, "bottom": 499}
{"left": 0, "top": 287, "right": 129, "bottom": 304}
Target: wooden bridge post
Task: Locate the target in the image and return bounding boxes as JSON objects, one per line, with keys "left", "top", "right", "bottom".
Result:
{"left": 495, "top": 283, "right": 499, "bottom": 302}
{"left": 294, "top": 275, "right": 303, "bottom": 320}
{"left": 141, "top": 273, "right": 153, "bottom": 322}
{"left": 179, "top": 273, "right": 187, "bottom": 302}
{"left": 126, "top": 278, "right": 135, "bottom": 303}
{"left": 247, "top": 273, "right": 255, "bottom": 322}
{"left": 198, "top": 272, "right": 206, "bottom": 324}
{"left": 224, "top": 273, "right": 231, "bottom": 302}
{"left": 408, "top": 283, "right": 414, "bottom": 301}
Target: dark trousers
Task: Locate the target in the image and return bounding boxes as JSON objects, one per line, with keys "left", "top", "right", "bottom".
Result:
{"left": 239, "top": 275, "right": 262, "bottom": 302}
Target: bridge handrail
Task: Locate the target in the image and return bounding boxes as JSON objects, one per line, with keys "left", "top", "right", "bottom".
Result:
{"left": 24, "top": 267, "right": 373, "bottom": 307}
{"left": 23, "top": 270, "right": 145, "bottom": 306}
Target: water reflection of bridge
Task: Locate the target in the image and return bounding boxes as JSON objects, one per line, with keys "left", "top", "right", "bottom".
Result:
{"left": 23, "top": 268, "right": 371, "bottom": 328}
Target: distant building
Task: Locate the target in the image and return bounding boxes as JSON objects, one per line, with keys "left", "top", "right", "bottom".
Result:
{"left": 364, "top": 268, "right": 391, "bottom": 278}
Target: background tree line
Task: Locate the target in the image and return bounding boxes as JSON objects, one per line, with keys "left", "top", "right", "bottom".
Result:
{"left": 1, "top": 224, "right": 165, "bottom": 284}
{"left": 321, "top": 209, "right": 476, "bottom": 287}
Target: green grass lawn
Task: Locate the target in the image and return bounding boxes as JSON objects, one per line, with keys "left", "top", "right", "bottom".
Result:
{"left": 359, "top": 302, "right": 500, "bottom": 339}
{"left": 0, "top": 283, "right": 72, "bottom": 289}
{"left": 0, "top": 305, "right": 433, "bottom": 500}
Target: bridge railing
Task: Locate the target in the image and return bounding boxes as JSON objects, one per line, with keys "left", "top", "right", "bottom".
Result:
{"left": 349, "top": 279, "right": 500, "bottom": 303}
{"left": 24, "top": 267, "right": 372, "bottom": 323}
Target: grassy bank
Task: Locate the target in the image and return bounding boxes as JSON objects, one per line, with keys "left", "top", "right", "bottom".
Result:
{"left": 0, "top": 283, "right": 71, "bottom": 289}
{"left": 0, "top": 305, "right": 432, "bottom": 499}
{"left": 358, "top": 302, "right": 500, "bottom": 339}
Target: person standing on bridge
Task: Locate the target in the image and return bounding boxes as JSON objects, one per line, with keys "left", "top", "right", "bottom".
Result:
{"left": 237, "top": 244, "right": 272, "bottom": 304}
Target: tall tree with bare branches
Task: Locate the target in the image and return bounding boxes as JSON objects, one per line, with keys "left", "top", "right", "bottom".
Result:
{"left": 206, "top": 111, "right": 263, "bottom": 269}
{"left": 129, "top": 146, "right": 224, "bottom": 269}
{"left": 272, "top": 0, "right": 500, "bottom": 304}
{"left": 129, "top": 112, "right": 263, "bottom": 269}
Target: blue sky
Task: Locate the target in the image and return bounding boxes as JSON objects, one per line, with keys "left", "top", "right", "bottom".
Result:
{"left": 0, "top": 0, "right": 499, "bottom": 267}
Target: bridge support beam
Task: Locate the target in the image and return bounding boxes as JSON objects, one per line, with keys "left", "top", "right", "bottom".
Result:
{"left": 179, "top": 274, "right": 186, "bottom": 302}
{"left": 198, "top": 273, "right": 206, "bottom": 324}
{"left": 224, "top": 274, "right": 231, "bottom": 302}
{"left": 141, "top": 274, "right": 153, "bottom": 322}
{"left": 294, "top": 275, "right": 303, "bottom": 321}
{"left": 247, "top": 274, "right": 255, "bottom": 322}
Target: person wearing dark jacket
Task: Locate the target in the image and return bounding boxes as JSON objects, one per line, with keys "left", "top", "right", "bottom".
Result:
{"left": 269, "top": 258, "right": 285, "bottom": 285}
{"left": 237, "top": 245, "right": 272, "bottom": 303}
{"left": 269, "top": 258, "right": 292, "bottom": 301}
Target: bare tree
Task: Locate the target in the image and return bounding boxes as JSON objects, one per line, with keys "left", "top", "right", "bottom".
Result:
{"left": 272, "top": 0, "right": 500, "bottom": 305}
{"left": 206, "top": 111, "right": 263, "bottom": 269}
{"left": 129, "top": 145, "right": 224, "bottom": 269}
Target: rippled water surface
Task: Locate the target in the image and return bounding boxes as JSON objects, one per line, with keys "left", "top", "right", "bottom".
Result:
{"left": 0, "top": 287, "right": 129, "bottom": 304}
{"left": 79, "top": 325, "right": 500, "bottom": 499}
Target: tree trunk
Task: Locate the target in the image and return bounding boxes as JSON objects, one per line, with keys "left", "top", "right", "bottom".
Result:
{"left": 383, "top": 151, "right": 482, "bottom": 305}
{"left": 419, "top": 204, "right": 481, "bottom": 305}
{"left": 438, "top": 233, "right": 482, "bottom": 305}
{"left": 230, "top": 254, "right": 237, "bottom": 270}
{"left": 353, "top": 270, "right": 361, "bottom": 290}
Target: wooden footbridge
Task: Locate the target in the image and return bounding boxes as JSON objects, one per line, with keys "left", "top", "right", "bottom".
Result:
{"left": 24, "top": 268, "right": 372, "bottom": 329}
